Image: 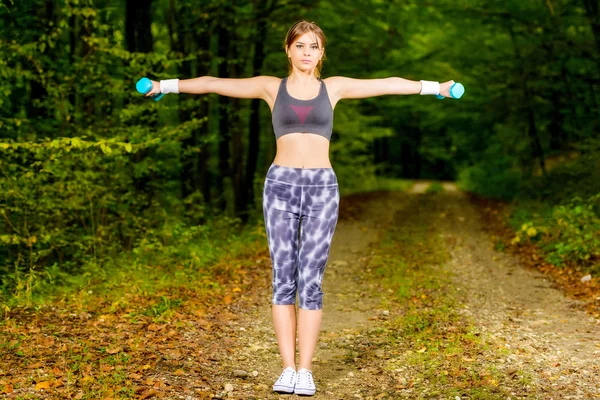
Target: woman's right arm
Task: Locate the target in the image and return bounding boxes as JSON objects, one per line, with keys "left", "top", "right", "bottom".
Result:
{"left": 145, "top": 76, "right": 279, "bottom": 103}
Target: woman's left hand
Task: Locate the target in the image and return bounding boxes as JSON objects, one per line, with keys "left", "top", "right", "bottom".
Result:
{"left": 438, "top": 80, "right": 455, "bottom": 98}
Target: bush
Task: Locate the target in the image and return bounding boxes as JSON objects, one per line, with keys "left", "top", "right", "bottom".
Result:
{"left": 457, "top": 157, "right": 522, "bottom": 200}
{"left": 518, "top": 154, "right": 600, "bottom": 206}
{"left": 510, "top": 194, "right": 600, "bottom": 273}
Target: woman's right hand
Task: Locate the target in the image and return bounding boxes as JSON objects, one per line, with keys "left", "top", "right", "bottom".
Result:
{"left": 144, "top": 80, "right": 161, "bottom": 97}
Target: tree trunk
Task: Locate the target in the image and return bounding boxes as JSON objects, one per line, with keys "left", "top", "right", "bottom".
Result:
{"left": 168, "top": 0, "right": 194, "bottom": 200}
{"left": 26, "top": 1, "right": 55, "bottom": 123}
{"left": 68, "top": 12, "right": 77, "bottom": 122}
{"left": 126, "top": 0, "right": 153, "bottom": 53}
{"left": 81, "top": 9, "right": 95, "bottom": 120}
{"left": 244, "top": 0, "right": 275, "bottom": 218}
{"left": 231, "top": 97, "right": 245, "bottom": 217}
{"left": 509, "top": 24, "right": 546, "bottom": 176}
{"left": 216, "top": 21, "right": 232, "bottom": 213}
{"left": 582, "top": 0, "right": 600, "bottom": 56}
{"left": 196, "top": 39, "right": 213, "bottom": 209}
{"left": 125, "top": 0, "right": 155, "bottom": 201}
{"left": 400, "top": 126, "right": 422, "bottom": 179}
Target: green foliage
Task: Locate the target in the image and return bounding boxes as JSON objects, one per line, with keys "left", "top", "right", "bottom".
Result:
{"left": 509, "top": 194, "right": 600, "bottom": 273}
{"left": 142, "top": 296, "right": 183, "bottom": 318}
{"left": 518, "top": 139, "right": 600, "bottom": 206}
{"left": 457, "top": 144, "right": 522, "bottom": 200}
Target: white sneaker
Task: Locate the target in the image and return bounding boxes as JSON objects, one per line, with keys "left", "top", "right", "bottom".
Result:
{"left": 273, "top": 367, "right": 296, "bottom": 393}
{"left": 294, "top": 368, "right": 316, "bottom": 396}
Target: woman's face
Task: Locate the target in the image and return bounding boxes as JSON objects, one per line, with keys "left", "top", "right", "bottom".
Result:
{"left": 286, "top": 31, "right": 324, "bottom": 73}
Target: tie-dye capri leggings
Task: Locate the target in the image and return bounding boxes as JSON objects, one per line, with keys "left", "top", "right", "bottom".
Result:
{"left": 262, "top": 164, "right": 340, "bottom": 310}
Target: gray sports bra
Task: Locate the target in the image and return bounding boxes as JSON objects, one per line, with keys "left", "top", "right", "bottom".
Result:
{"left": 271, "top": 77, "right": 333, "bottom": 141}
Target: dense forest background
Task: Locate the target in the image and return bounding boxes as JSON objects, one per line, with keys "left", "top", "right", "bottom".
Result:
{"left": 1, "top": 0, "right": 600, "bottom": 304}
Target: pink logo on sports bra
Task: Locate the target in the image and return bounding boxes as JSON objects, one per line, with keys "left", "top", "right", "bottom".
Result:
{"left": 289, "top": 105, "right": 315, "bottom": 124}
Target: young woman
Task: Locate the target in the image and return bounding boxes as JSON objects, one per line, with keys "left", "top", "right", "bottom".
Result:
{"left": 145, "top": 20, "right": 456, "bottom": 396}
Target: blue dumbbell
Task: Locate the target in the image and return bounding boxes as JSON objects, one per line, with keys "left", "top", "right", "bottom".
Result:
{"left": 136, "top": 77, "right": 164, "bottom": 101}
{"left": 437, "top": 82, "right": 465, "bottom": 100}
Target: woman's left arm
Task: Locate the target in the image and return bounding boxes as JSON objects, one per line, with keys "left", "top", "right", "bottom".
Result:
{"left": 325, "top": 76, "right": 455, "bottom": 103}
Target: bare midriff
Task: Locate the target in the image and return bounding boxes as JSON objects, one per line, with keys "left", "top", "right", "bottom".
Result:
{"left": 272, "top": 132, "right": 332, "bottom": 169}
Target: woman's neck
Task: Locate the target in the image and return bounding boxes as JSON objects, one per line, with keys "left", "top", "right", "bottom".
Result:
{"left": 288, "top": 71, "right": 319, "bottom": 86}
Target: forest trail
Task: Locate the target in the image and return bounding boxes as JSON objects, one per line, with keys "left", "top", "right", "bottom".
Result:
{"left": 207, "top": 184, "right": 600, "bottom": 399}
{"left": 426, "top": 185, "right": 600, "bottom": 398}
{"left": 2, "top": 184, "right": 600, "bottom": 399}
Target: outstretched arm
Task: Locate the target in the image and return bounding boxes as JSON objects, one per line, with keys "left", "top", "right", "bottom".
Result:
{"left": 144, "top": 76, "right": 280, "bottom": 103}
{"left": 325, "top": 76, "right": 455, "bottom": 103}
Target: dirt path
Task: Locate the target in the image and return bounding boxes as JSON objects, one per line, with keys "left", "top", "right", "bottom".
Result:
{"left": 435, "top": 187, "right": 600, "bottom": 398}
{"left": 208, "top": 184, "right": 600, "bottom": 399}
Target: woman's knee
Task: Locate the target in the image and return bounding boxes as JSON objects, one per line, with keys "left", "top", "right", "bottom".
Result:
{"left": 272, "top": 281, "right": 297, "bottom": 305}
{"left": 298, "top": 277, "right": 324, "bottom": 310}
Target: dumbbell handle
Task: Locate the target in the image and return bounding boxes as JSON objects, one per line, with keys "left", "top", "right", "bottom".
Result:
{"left": 136, "top": 77, "right": 164, "bottom": 101}
{"left": 437, "top": 82, "right": 465, "bottom": 100}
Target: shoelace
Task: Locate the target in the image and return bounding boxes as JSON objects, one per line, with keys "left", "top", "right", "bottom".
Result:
{"left": 297, "top": 370, "right": 313, "bottom": 386}
{"left": 278, "top": 369, "right": 295, "bottom": 385}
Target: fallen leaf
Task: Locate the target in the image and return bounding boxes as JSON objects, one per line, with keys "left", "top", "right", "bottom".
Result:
{"left": 81, "top": 376, "right": 94, "bottom": 385}
{"left": 3, "top": 385, "right": 14, "bottom": 394}
{"left": 138, "top": 389, "right": 158, "bottom": 400}
{"left": 129, "top": 373, "right": 143, "bottom": 380}
{"left": 223, "top": 295, "right": 232, "bottom": 305}
{"left": 147, "top": 324, "right": 161, "bottom": 332}
{"left": 166, "top": 350, "right": 182, "bottom": 360}
{"left": 53, "top": 379, "right": 64, "bottom": 388}
{"left": 35, "top": 381, "right": 51, "bottom": 390}
{"left": 174, "top": 369, "right": 185, "bottom": 376}
{"left": 462, "top": 357, "right": 474, "bottom": 362}
{"left": 416, "top": 347, "right": 427, "bottom": 353}
{"left": 106, "top": 347, "right": 121, "bottom": 354}
{"left": 28, "top": 362, "right": 43, "bottom": 369}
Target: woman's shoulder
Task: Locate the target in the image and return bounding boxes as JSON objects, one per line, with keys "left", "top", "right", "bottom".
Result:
{"left": 322, "top": 76, "right": 347, "bottom": 95}
{"left": 322, "top": 76, "right": 347, "bottom": 84}
{"left": 256, "top": 75, "right": 284, "bottom": 90}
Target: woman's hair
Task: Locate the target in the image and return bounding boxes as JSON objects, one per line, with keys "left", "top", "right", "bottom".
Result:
{"left": 284, "top": 20, "right": 327, "bottom": 78}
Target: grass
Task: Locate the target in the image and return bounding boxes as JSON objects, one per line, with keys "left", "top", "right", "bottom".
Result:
{"left": 1, "top": 217, "right": 267, "bottom": 311}
{"left": 425, "top": 181, "right": 445, "bottom": 193}
{"left": 342, "top": 176, "right": 413, "bottom": 196}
